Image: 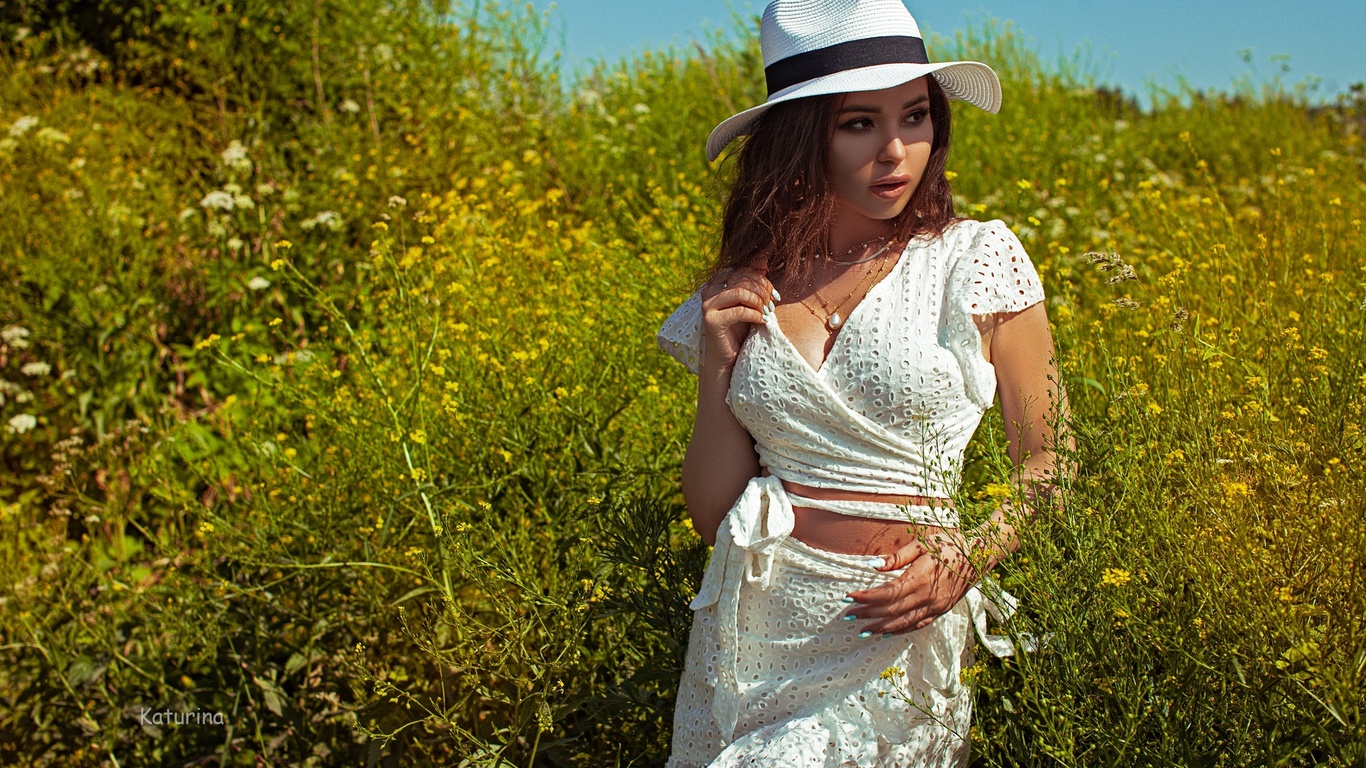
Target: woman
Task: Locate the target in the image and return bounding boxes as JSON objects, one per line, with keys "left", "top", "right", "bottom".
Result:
{"left": 657, "top": 1, "right": 1069, "bottom": 765}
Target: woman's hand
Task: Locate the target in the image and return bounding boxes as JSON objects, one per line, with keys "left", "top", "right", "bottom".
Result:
{"left": 842, "top": 530, "right": 981, "bottom": 637}
{"left": 699, "top": 266, "right": 778, "bottom": 373}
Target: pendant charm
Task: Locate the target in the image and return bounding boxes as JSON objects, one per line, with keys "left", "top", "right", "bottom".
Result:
{"left": 828, "top": 312, "right": 843, "bottom": 329}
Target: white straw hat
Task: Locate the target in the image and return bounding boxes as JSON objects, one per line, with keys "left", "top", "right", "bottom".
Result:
{"left": 706, "top": 0, "right": 1002, "bottom": 161}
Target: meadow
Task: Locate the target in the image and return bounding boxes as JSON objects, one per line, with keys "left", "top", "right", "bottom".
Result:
{"left": 0, "top": 1, "right": 1363, "bottom": 765}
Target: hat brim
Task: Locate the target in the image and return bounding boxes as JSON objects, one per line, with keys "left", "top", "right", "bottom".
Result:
{"left": 705, "top": 60, "right": 1001, "bottom": 162}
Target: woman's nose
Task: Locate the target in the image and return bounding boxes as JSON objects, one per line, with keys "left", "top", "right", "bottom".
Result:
{"left": 879, "top": 135, "right": 907, "bottom": 163}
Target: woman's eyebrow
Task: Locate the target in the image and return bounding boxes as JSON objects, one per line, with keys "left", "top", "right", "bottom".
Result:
{"left": 838, "top": 95, "right": 930, "bottom": 114}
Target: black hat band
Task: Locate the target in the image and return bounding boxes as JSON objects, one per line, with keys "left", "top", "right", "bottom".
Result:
{"left": 764, "top": 35, "right": 930, "bottom": 97}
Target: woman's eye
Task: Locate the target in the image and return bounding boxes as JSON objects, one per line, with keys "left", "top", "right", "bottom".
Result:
{"left": 841, "top": 117, "right": 873, "bottom": 131}
{"left": 904, "top": 109, "right": 929, "bottom": 125}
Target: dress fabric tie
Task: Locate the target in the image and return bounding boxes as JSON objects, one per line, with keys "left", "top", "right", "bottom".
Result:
{"left": 689, "top": 474, "right": 1027, "bottom": 744}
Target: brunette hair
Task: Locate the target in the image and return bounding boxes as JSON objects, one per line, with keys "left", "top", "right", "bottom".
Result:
{"left": 709, "top": 76, "right": 956, "bottom": 291}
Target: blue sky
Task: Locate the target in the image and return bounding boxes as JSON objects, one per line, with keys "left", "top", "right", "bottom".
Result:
{"left": 527, "top": 1, "right": 1364, "bottom": 106}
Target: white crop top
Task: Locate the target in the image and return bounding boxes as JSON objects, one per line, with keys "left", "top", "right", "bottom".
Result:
{"left": 658, "top": 218, "right": 1045, "bottom": 503}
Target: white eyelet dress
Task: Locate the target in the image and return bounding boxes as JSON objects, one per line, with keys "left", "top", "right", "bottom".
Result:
{"left": 657, "top": 220, "right": 1046, "bottom": 768}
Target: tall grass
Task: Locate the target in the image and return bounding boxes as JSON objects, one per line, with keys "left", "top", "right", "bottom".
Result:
{"left": 0, "top": 2, "right": 1362, "bottom": 765}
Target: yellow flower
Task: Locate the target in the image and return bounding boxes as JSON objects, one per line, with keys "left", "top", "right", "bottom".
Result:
{"left": 269, "top": 318, "right": 282, "bottom": 327}
{"left": 409, "top": 429, "right": 426, "bottom": 445}
{"left": 880, "top": 666, "right": 905, "bottom": 680}
{"left": 194, "top": 333, "right": 221, "bottom": 350}
{"left": 1100, "top": 568, "right": 1132, "bottom": 587}
{"left": 274, "top": 239, "right": 292, "bottom": 250}
{"left": 270, "top": 259, "right": 285, "bottom": 271}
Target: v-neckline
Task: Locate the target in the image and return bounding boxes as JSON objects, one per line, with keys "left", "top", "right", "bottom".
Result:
{"left": 765, "top": 246, "right": 911, "bottom": 377}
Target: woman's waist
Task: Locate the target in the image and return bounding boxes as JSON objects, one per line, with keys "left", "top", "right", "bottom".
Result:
{"left": 755, "top": 471, "right": 959, "bottom": 556}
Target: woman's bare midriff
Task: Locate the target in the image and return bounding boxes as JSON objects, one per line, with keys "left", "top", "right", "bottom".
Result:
{"left": 760, "top": 469, "right": 955, "bottom": 557}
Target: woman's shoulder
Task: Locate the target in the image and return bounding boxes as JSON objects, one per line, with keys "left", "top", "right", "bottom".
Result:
{"left": 938, "top": 217, "right": 1018, "bottom": 249}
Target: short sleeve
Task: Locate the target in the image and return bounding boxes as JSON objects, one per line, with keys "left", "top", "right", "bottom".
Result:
{"left": 965, "top": 220, "right": 1045, "bottom": 315}
{"left": 657, "top": 290, "right": 704, "bottom": 375}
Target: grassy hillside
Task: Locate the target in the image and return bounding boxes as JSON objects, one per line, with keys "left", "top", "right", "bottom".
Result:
{"left": 0, "top": 2, "right": 1363, "bottom": 765}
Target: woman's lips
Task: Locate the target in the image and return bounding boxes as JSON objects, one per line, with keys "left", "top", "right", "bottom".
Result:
{"left": 870, "top": 181, "right": 909, "bottom": 199}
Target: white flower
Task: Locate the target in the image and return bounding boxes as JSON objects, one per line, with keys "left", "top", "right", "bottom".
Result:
{"left": 300, "top": 211, "right": 342, "bottom": 231}
{"left": 35, "top": 127, "right": 70, "bottom": 145}
{"left": 14, "top": 27, "right": 30, "bottom": 43}
{"left": 247, "top": 276, "right": 271, "bottom": 290}
{"left": 1, "top": 326, "right": 31, "bottom": 348}
{"left": 632, "top": 102, "right": 650, "bottom": 114}
{"left": 232, "top": 194, "right": 255, "bottom": 210}
{"left": 178, "top": 207, "right": 197, "bottom": 221}
{"left": 220, "top": 139, "right": 252, "bottom": 172}
{"left": 227, "top": 237, "right": 244, "bottom": 252}
{"left": 200, "top": 190, "right": 234, "bottom": 210}
{"left": 6, "top": 414, "right": 36, "bottom": 434}
{"left": 20, "top": 361, "right": 51, "bottom": 377}
{"left": 339, "top": 99, "right": 361, "bottom": 114}
{"left": 255, "top": 183, "right": 276, "bottom": 197}
{"left": 387, "top": 195, "right": 407, "bottom": 208}
{"left": 8, "top": 116, "right": 38, "bottom": 138}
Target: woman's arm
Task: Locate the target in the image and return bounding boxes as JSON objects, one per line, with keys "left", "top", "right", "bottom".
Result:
{"left": 971, "top": 300, "right": 1073, "bottom": 564}
{"left": 682, "top": 365, "right": 762, "bottom": 545}
{"left": 680, "top": 267, "right": 779, "bottom": 545}
{"left": 846, "top": 302, "right": 1072, "bottom": 635}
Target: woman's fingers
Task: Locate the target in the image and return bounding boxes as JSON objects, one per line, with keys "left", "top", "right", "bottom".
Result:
{"left": 874, "top": 538, "right": 927, "bottom": 572}
{"left": 706, "top": 268, "right": 778, "bottom": 304}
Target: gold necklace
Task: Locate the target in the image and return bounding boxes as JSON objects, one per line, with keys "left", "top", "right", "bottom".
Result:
{"left": 800, "top": 248, "right": 893, "bottom": 330}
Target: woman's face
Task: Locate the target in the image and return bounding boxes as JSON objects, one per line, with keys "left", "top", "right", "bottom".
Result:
{"left": 826, "top": 77, "right": 934, "bottom": 237}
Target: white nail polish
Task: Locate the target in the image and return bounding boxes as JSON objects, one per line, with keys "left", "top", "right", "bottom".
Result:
{"left": 771, "top": 288, "right": 781, "bottom": 301}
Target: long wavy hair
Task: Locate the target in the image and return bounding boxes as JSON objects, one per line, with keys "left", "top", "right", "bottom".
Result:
{"left": 709, "top": 76, "right": 956, "bottom": 291}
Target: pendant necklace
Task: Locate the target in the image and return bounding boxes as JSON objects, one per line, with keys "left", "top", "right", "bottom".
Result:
{"left": 799, "top": 245, "right": 894, "bottom": 330}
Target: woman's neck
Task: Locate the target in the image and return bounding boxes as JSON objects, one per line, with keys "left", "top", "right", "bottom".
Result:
{"left": 827, "top": 216, "right": 894, "bottom": 255}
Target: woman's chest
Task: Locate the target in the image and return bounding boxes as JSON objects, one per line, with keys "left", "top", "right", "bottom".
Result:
{"left": 730, "top": 295, "right": 969, "bottom": 432}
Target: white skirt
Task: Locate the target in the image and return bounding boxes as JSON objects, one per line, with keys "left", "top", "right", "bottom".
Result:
{"left": 666, "top": 476, "right": 1017, "bottom": 768}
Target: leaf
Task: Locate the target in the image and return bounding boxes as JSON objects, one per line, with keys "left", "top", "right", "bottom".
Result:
{"left": 254, "top": 675, "right": 286, "bottom": 717}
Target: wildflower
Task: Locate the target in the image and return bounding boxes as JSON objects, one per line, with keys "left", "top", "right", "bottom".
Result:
{"left": 339, "top": 99, "right": 361, "bottom": 114}
{"left": 8, "top": 116, "right": 38, "bottom": 137}
{"left": 387, "top": 195, "right": 407, "bottom": 208}
{"left": 19, "top": 361, "right": 50, "bottom": 377}
{"left": 220, "top": 140, "right": 252, "bottom": 172}
{"left": 6, "top": 414, "right": 37, "bottom": 434}
{"left": 880, "top": 666, "right": 905, "bottom": 680}
{"left": 269, "top": 318, "right": 282, "bottom": 327}
{"left": 35, "top": 127, "right": 70, "bottom": 145}
{"left": 1, "top": 326, "right": 30, "bottom": 349}
{"left": 247, "top": 276, "right": 270, "bottom": 290}
{"left": 1016, "top": 179, "right": 1033, "bottom": 191}
{"left": 300, "top": 211, "right": 341, "bottom": 231}
{"left": 270, "top": 259, "right": 285, "bottom": 271}
{"left": 1100, "top": 568, "right": 1132, "bottom": 587}
{"left": 200, "top": 190, "right": 235, "bottom": 211}
{"left": 1146, "top": 402, "right": 1164, "bottom": 416}
{"left": 587, "top": 496, "right": 602, "bottom": 506}
{"left": 226, "top": 237, "right": 244, "bottom": 251}
{"left": 409, "top": 429, "right": 426, "bottom": 445}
